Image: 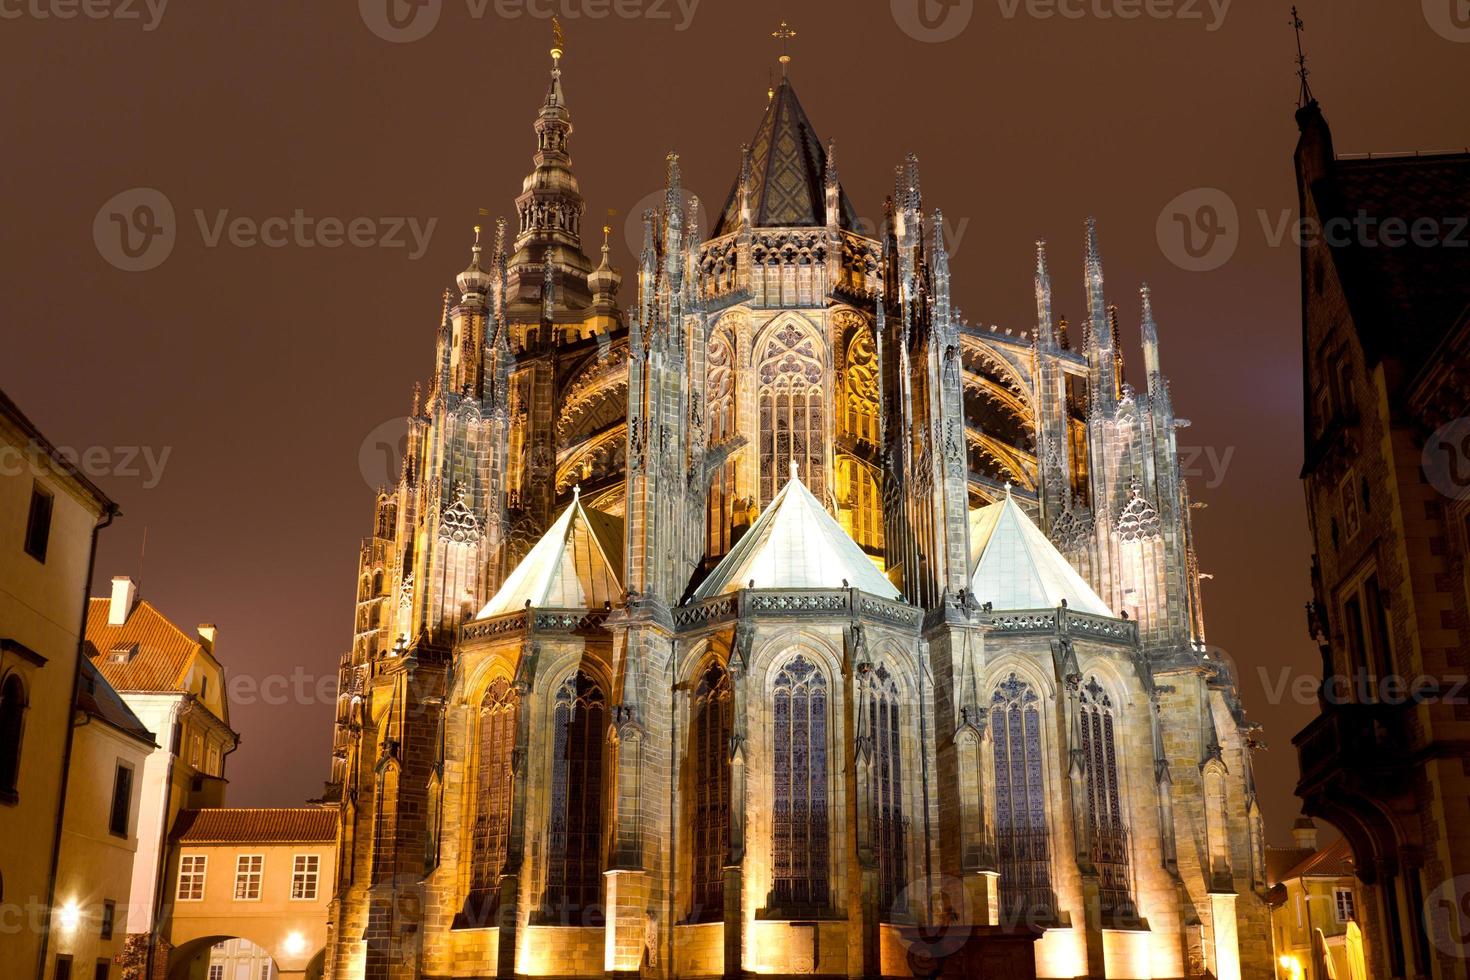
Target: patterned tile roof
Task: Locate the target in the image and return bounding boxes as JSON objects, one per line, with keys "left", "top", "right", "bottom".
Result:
{"left": 712, "top": 77, "right": 859, "bottom": 237}
{"left": 694, "top": 470, "right": 900, "bottom": 600}
{"left": 968, "top": 492, "right": 1115, "bottom": 617}
{"left": 84, "top": 597, "right": 202, "bottom": 693}
{"left": 1265, "top": 845, "right": 1317, "bottom": 885}
{"left": 477, "top": 492, "right": 624, "bottom": 617}
{"left": 172, "top": 808, "right": 337, "bottom": 844}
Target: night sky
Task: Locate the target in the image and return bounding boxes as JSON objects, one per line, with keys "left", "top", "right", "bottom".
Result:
{"left": 5, "top": 0, "right": 1468, "bottom": 844}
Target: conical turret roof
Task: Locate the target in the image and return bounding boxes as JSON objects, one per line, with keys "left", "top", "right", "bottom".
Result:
{"left": 712, "top": 77, "right": 859, "bottom": 237}
{"left": 693, "top": 470, "right": 899, "bottom": 600}
{"left": 477, "top": 492, "right": 624, "bottom": 617}
{"left": 968, "top": 492, "right": 1114, "bottom": 616}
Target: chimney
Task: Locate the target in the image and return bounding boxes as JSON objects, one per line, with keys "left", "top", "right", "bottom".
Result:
{"left": 1291, "top": 816, "right": 1318, "bottom": 851}
{"left": 108, "top": 576, "right": 137, "bottom": 626}
{"left": 196, "top": 625, "right": 217, "bottom": 653}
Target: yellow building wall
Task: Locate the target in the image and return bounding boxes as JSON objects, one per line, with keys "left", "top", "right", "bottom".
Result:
{"left": 0, "top": 410, "right": 110, "bottom": 978}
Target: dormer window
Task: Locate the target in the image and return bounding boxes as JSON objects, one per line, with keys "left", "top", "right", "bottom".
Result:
{"left": 108, "top": 643, "right": 138, "bottom": 665}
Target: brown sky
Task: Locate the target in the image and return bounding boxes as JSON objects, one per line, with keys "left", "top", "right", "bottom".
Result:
{"left": 4, "top": 0, "right": 1468, "bottom": 843}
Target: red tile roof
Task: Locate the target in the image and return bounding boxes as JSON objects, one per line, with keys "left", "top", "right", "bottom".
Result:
{"left": 172, "top": 808, "right": 337, "bottom": 844}
{"left": 84, "top": 598, "right": 203, "bottom": 693}
{"left": 1276, "top": 836, "right": 1356, "bottom": 884}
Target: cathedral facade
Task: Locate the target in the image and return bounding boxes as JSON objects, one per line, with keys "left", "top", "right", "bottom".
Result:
{"left": 320, "top": 44, "right": 1271, "bottom": 980}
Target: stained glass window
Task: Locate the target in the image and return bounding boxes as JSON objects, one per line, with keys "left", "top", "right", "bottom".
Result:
{"left": 691, "top": 662, "right": 733, "bottom": 919}
{"left": 990, "top": 673, "right": 1056, "bottom": 921}
{"left": 870, "top": 666, "right": 906, "bottom": 916}
{"left": 772, "top": 654, "right": 830, "bottom": 909}
{"left": 544, "top": 671, "right": 606, "bottom": 924}
{"left": 1079, "top": 677, "right": 1134, "bottom": 918}
{"left": 470, "top": 678, "right": 518, "bottom": 910}
{"left": 758, "top": 322, "right": 826, "bottom": 505}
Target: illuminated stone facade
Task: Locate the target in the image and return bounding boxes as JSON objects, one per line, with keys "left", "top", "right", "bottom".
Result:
{"left": 320, "top": 51, "right": 1271, "bottom": 980}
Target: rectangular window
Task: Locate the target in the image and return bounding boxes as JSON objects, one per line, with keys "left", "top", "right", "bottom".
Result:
{"left": 1339, "top": 474, "right": 1361, "bottom": 539}
{"left": 177, "top": 855, "right": 207, "bottom": 900}
{"left": 190, "top": 734, "right": 203, "bottom": 769}
{"left": 24, "top": 483, "right": 53, "bottom": 562}
{"left": 234, "top": 854, "right": 263, "bottom": 900}
{"left": 207, "top": 746, "right": 220, "bottom": 777}
{"left": 94, "top": 961, "right": 109, "bottom": 980}
{"left": 109, "top": 764, "right": 133, "bottom": 837}
{"left": 1335, "top": 886, "right": 1356, "bottom": 923}
{"left": 1295, "top": 893, "right": 1304, "bottom": 929}
{"left": 291, "top": 853, "right": 319, "bottom": 900}
{"left": 260, "top": 965, "right": 271, "bottom": 980}
{"left": 208, "top": 966, "right": 223, "bottom": 980}
{"left": 55, "top": 956, "right": 73, "bottom": 980}
{"left": 100, "top": 900, "right": 115, "bottom": 940}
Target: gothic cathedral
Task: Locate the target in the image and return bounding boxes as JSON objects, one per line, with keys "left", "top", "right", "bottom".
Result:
{"left": 320, "top": 39, "right": 1271, "bottom": 980}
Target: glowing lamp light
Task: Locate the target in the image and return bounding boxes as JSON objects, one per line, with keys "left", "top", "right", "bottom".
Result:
{"left": 57, "top": 901, "right": 82, "bottom": 932}
{"left": 283, "top": 931, "right": 308, "bottom": 956}
{"left": 1279, "top": 954, "right": 1305, "bottom": 980}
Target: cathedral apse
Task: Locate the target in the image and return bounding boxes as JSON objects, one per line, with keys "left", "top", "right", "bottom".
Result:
{"left": 320, "top": 27, "right": 1270, "bottom": 980}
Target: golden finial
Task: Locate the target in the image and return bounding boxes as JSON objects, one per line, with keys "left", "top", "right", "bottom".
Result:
{"left": 602, "top": 224, "right": 612, "bottom": 252}
{"left": 772, "top": 20, "right": 796, "bottom": 76}
{"left": 473, "top": 224, "right": 482, "bottom": 244}
{"left": 551, "top": 16, "right": 566, "bottom": 65}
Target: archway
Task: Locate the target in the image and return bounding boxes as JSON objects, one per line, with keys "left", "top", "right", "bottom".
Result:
{"left": 167, "top": 934, "right": 324, "bottom": 980}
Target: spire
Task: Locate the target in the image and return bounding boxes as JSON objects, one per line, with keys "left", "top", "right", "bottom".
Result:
{"left": 1291, "top": 6, "right": 1314, "bottom": 109}
{"left": 1035, "top": 240, "right": 1057, "bottom": 350}
{"left": 1141, "top": 283, "right": 1162, "bottom": 387}
{"left": 588, "top": 223, "right": 621, "bottom": 302}
{"left": 711, "top": 77, "right": 855, "bottom": 236}
{"left": 1085, "top": 216, "right": 1109, "bottom": 346}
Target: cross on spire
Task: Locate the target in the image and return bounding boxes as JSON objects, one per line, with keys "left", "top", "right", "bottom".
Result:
{"left": 551, "top": 15, "right": 566, "bottom": 71}
{"left": 1291, "top": 6, "right": 1314, "bottom": 108}
{"left": 772, "top": 20, "right": 797, "bottom": 76}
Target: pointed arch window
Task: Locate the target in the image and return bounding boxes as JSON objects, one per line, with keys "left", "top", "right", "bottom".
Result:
{"left": 991, "top": 673, "right": 1055, "bottom": 921}
{"left": 758, "top": 323, "right": 826, "bottom": 506}
{"left": 1079, "top": 677, "right": 1134, "bottom": 919}
{"left": 469, "top": 678, "right": 518, "bottom": 913}
{"left": 869, "top": 665, "right": 906, "bottom": 917}
{"left": 690, "top": 662, "right": 732, "bottom": 919}
{"left": 544, "top": 671, "right": 606, "bottom": 925}
{"left": 772, "top": 654, "right": 830, "bottom": 910}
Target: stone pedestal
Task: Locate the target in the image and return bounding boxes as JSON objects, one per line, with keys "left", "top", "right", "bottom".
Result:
{"left": 900, "top": 923, "right": 1042, "bottom": 979}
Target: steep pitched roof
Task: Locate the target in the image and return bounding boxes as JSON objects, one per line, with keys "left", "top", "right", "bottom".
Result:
{"left": 968, "top": 493, "right": 1114, "bottom": 616}
{"left": 694, "top": 471, "right": 900, "bottom": 600}
{"left": 1265, "top": 845, "right": 1317, "bottom": 886}
{"left": 76, "top": 658, "right": 155, "bottom": 746}
{"left": 84, "top": 597, "right": 206, "bottom": 693}
{"left": 712, "top": 77, "right": 859, "bottom": 237}
{"left": 1276, "top": 836, "right": 1355, "bottom": 883}
{"left": 477, "top": 492, "right": 624, "bottom": 617}
{"left": 1316, "top": 151, "right": 1470, "bottom": 379}
{"left": 172, "top": 808, "right": 336, "bottom": 844}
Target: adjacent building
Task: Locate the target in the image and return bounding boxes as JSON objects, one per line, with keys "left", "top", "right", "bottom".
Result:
{"left": 45, "top": 660, "right": 156, "bottom": 980}
{"left": 164, "top": 808, "right": 336, "bottom": 980}
{"left": 321, "top": 40, "right": 1271, "bottom": 980}
{"left": 0, "top": 389, "right": 119, "bottom": 978}
{"left": 1291, "top": 80, "right": 1470, "bottom": 980}
{"left": 84, "top": 580, "right": 239, "bottom": 979}
{"left": 1265, "top": 822, "right": 1367, "bottom": 980}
